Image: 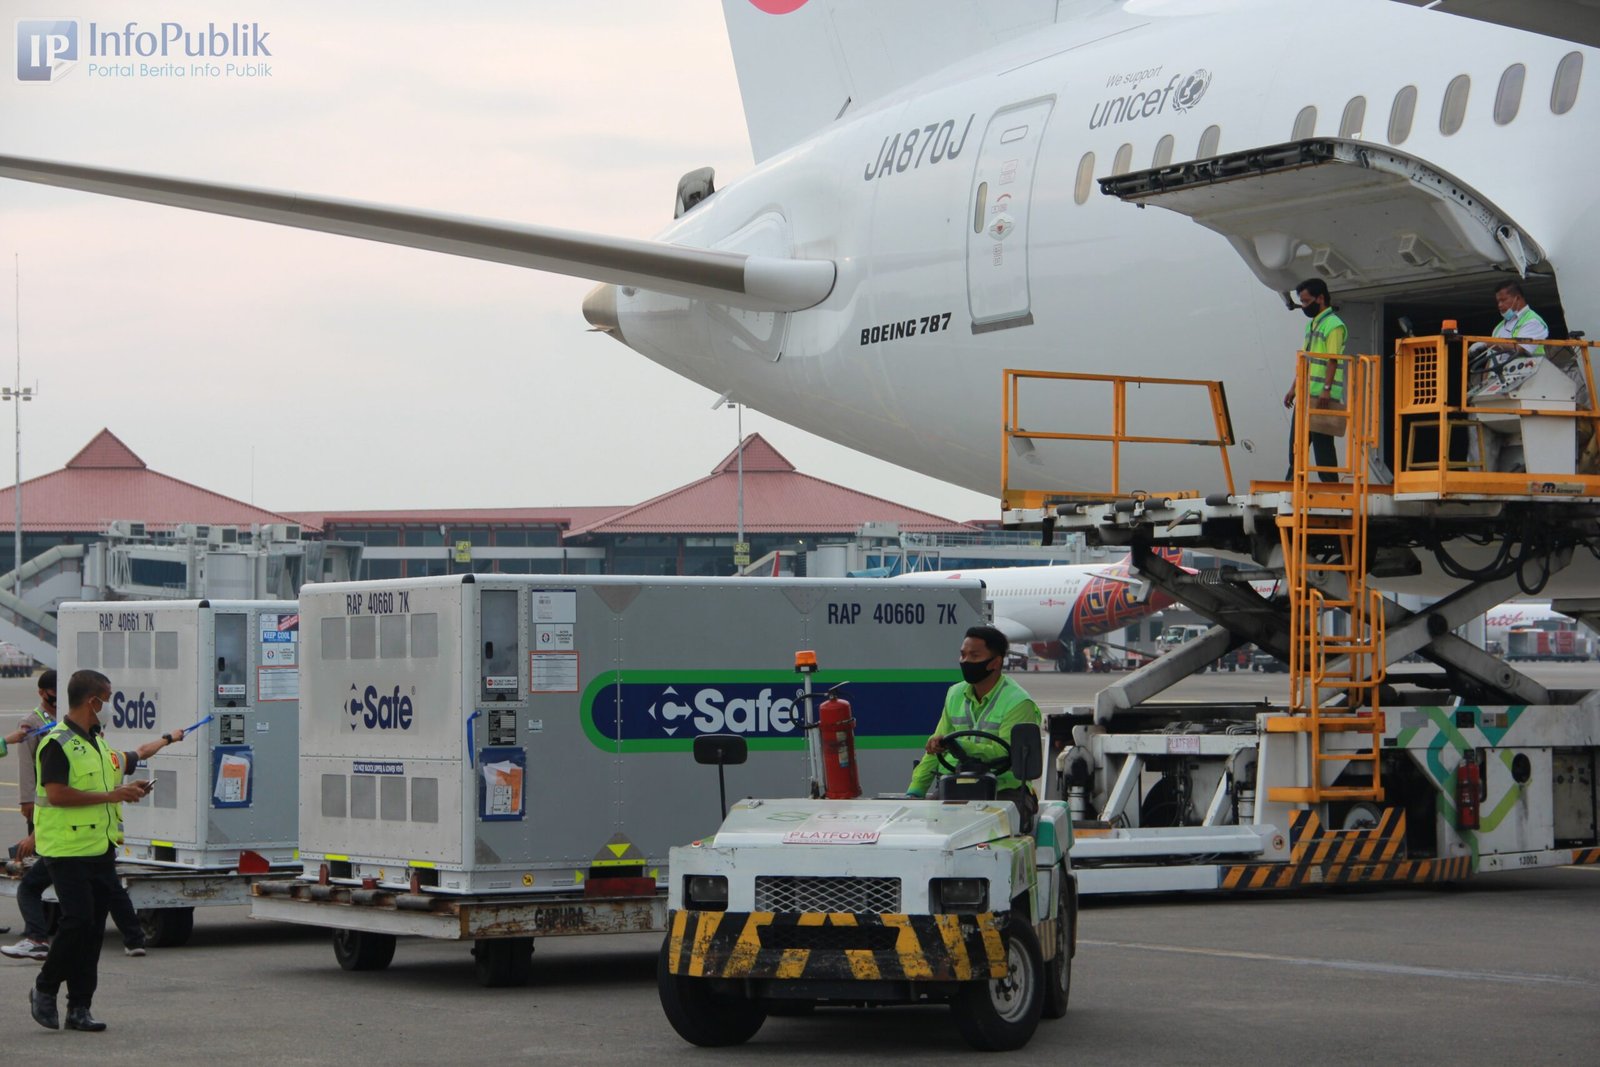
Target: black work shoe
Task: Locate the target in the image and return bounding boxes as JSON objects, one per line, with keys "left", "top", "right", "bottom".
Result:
{"left": 29, "top": 987, "right": 58, "bottom": 1030}
{"left": 64, "top": 1007, "right": 106, "bottom": 1032}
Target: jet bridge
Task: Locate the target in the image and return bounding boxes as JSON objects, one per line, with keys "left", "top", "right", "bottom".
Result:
{"left": 1006, "top": 339, "right": 1600, "bottom": 895}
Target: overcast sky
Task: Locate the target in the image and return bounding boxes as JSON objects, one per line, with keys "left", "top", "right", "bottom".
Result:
{"left": 0, "top": 1, "right": 999, "bottom": 522}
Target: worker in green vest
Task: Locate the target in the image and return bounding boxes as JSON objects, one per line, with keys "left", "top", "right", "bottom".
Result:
{"left": 28, "top": 669, "right": 183, "bottom": 1033}
{"left": 907, "top": 625, "right": 1042, "bottom": 828}
{"left": 1283, "top": 277, "right": 1346, "bottom": 482}
{"left": 1492, "top": 281, "right": 1548, "bottom": 355}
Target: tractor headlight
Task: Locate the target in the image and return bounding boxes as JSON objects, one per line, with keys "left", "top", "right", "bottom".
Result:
{"left": 931, "top": 877, "right": 989, "bottom": 913}
{"left": 685, "top": 874, "right": 728, "bottom": 911}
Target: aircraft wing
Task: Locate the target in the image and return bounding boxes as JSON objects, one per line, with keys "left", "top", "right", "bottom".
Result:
{"left": 1393, "top": 0, "right": 1600, "bottom": 49}
{"left": 0, "top": 154, "right": 835, "bottom": 313}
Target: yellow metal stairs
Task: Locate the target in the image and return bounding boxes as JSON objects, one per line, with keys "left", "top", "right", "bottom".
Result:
{"left": 1268, "top": 352, "right": 1386, "bottom": 805}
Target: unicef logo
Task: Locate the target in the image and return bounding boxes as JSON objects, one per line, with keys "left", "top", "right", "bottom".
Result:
{"left": 1172, "top": 69, "right": 1212, "bottom": 113}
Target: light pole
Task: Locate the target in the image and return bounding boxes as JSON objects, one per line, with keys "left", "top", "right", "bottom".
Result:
{"left": 2, "top": 387, "right": 31, "bottom": 599}
{"left": 3, "top": 257, "right": 30, "bottom": 598}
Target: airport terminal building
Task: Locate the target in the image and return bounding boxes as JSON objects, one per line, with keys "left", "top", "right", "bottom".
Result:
{"left": 287, "top": 435, "right": 978, "bottom": 579}
{"left": 0, "top": 430, "right": 984, "bottom": 663}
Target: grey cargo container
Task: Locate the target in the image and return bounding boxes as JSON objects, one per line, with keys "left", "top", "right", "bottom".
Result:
{"left": 297, "top": 574, "right": 986, "bottom": 894}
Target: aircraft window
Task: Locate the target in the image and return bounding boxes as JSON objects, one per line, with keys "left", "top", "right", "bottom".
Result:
{"left": 1292, "top": 105, "right": 1317, "bottom": 140}
{"left": 1112, "top": 142, "right": 1133, "bottom": 175}
{"left": 1387, "top": 85, "right": 1417, "bottom": 144}
{"left": 1073, "top": 151, "right": 1095, "bottom": 205}
{"left": 973, "top": 181, "right": 988, "bottom": 232}
{"left": 1552, "top": 51, "right": 1583, "bottom": 115}
{"left": 1197, "top": 124, "right": 1220, "bottom": 157}
{"left": 1494, "top": 64, "right": 1525, "bottom": 125}
{"left": 1339, "top": 96, "right": 1366, "bottom": 138}
{"left": 1152, "top": 134, "right": 1174, "bottom": 167}
{"left": 1439, "top": 74, "right": 1470, "bottom": 135}
{"left": 1000, "top": 124, "right": 1030, "bottom": 145}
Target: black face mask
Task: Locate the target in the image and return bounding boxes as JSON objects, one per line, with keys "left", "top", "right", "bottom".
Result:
{"left": 960, "top": 660, "right": 995, "bottom": 684}
{"left": 1300, "top": 303, "right": 1320, "bottom": 319}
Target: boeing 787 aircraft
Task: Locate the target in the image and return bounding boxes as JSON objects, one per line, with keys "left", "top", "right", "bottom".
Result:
{"left": 5, "top": 0, "right": 1599, "bottom": 593}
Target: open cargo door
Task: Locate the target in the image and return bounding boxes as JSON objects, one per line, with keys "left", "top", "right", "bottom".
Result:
{"left": 1098, "top": 139, "right": 1547, "bottom": 306}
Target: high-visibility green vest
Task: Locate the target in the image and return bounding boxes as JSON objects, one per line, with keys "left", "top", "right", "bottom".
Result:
{"left": 33, "top": 723, "right": 125, "bottom": 858}
{"left": 908, "top": 675, "right": 1041, "bottom": 795}
{"left": 1500, "top": 306, "right": 1546, "bottom": 355}
{"left": 1303, "top": 307, "right": 1347, "bottom": 403}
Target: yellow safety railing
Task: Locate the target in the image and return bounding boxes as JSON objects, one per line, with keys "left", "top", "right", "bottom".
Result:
{"left": 1001, "top": 369, "right": 1235, "bottom": 510}
{"left": 1393, "top": 334, "right": 1600, "bottom": 497}
{"left": 1268, "top": 350, "right": 1385, "bottom": 806}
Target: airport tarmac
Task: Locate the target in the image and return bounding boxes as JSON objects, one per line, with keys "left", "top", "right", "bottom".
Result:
{"left": 0, "top": 670, "right": 1595, "bottom": 1064}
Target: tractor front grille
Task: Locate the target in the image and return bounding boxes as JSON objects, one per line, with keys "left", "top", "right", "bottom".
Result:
{"left": 757, "top": 923, "right": 901, "bottom": 952}
{"left": 753, "top": 876, "right": 901, "bottom": 914}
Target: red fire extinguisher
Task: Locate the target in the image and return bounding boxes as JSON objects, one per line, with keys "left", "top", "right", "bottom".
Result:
{"left": 1455, "top": 751, "right": 1482, "bottom": 831}
{"left": 818, "top": 689, "right": 862, "bottom": 800}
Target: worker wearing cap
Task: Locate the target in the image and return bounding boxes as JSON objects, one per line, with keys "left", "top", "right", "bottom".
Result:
{"left": 28, "top": 669, "right": 183, "bottom": 1033}
{"left": 1283, "top": 277, "right": 1346, "bottom": 482}
{"left": 907, "top": 625, "right": 1041, "bottom": 828}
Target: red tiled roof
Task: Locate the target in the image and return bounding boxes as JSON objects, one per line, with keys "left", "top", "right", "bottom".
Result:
{"left": 0, "top": 429, "right": 317, "bottom": 533}
{"left": 66, "top": 429, "right": 146, "bottom": 470}
{"left": 567, "top": 434, "right": 974, "bottom": 537}
{"left": 282, "top": 506, "right": 624, "bottom": 529}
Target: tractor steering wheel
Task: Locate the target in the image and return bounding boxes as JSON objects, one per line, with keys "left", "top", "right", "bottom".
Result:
{"left": 935, "top": 729, "right": 1013, "bottom": 776}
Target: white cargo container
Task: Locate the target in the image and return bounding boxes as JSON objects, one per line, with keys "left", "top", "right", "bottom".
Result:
{"left": 57, "top": 600, "right": 301, "bottom": 869}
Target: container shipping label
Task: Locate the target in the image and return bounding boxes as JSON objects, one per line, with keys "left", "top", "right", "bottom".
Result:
{"left": 531, "top": 590, "right": 576, "bottom": 624}
{"left": 258, "top": 613, "right": 300, "bottom": 702}
{"left": 530, "top": 652, "right": 579, "bottom": 693}
{"left": 210, "top": 746, "right": 253, "bottom": 808}
{"left": 478, "top": 746, "right": 526, "bottom": 821}
{"left": 781, "top": 810, "right": 892, "bottom": 845}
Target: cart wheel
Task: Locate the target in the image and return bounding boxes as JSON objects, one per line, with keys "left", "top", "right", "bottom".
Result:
{"left": 1041, "top": 880, "right": 1073, "bottom": 1020}
{"left": 473, "top": 937, "right": 534, "bottom": 987}
{"left": 953, "top": 918, "right": 1044, "bottom": 1051}
{"left": 657, "top": 937, "right": 766, "bottom": 1046}
{"left": 138, "top": 907, "right": 195, "bottom": 948}
{"left": 331, "top": 928, "right": 396, "bottom": 971}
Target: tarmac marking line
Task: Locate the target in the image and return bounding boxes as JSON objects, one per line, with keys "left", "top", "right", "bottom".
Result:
{"left": 1081, "top": 939, "right": 1597, "bottom": 988}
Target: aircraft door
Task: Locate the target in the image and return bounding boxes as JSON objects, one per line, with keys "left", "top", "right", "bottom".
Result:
{"left": 967, "top": 97, "right": 1055, "bottom": 334}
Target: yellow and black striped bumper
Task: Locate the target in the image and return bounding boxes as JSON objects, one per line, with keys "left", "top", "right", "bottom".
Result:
{"left": 1221, "top": 809, "right": 1471, "bottom": 891}
{"left": 665, "top": 910, "right": 1007, "bottom": 982}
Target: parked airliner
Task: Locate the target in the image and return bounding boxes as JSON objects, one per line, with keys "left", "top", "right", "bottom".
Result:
{"left": 4, "top": 0, "right": 1599, "bottom": 592}
{"left": 893, "top": 554, "right": 1177, "bottom": 665}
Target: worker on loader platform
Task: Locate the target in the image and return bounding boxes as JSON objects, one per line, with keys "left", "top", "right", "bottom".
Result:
{"left": 907, "top": 625, "right": 1041, "bottom": 828}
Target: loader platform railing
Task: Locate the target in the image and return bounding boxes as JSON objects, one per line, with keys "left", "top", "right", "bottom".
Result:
{"left": 1393, "top": 334, "right": 1600, "bottom": 498}
{"left": 1001, "top": 369, "right": 1236, "bottom": 511}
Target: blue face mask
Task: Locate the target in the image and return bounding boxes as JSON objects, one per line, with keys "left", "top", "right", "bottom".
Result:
{"left": 1503, "top": 308, "right": 1519, "bottom": 324}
